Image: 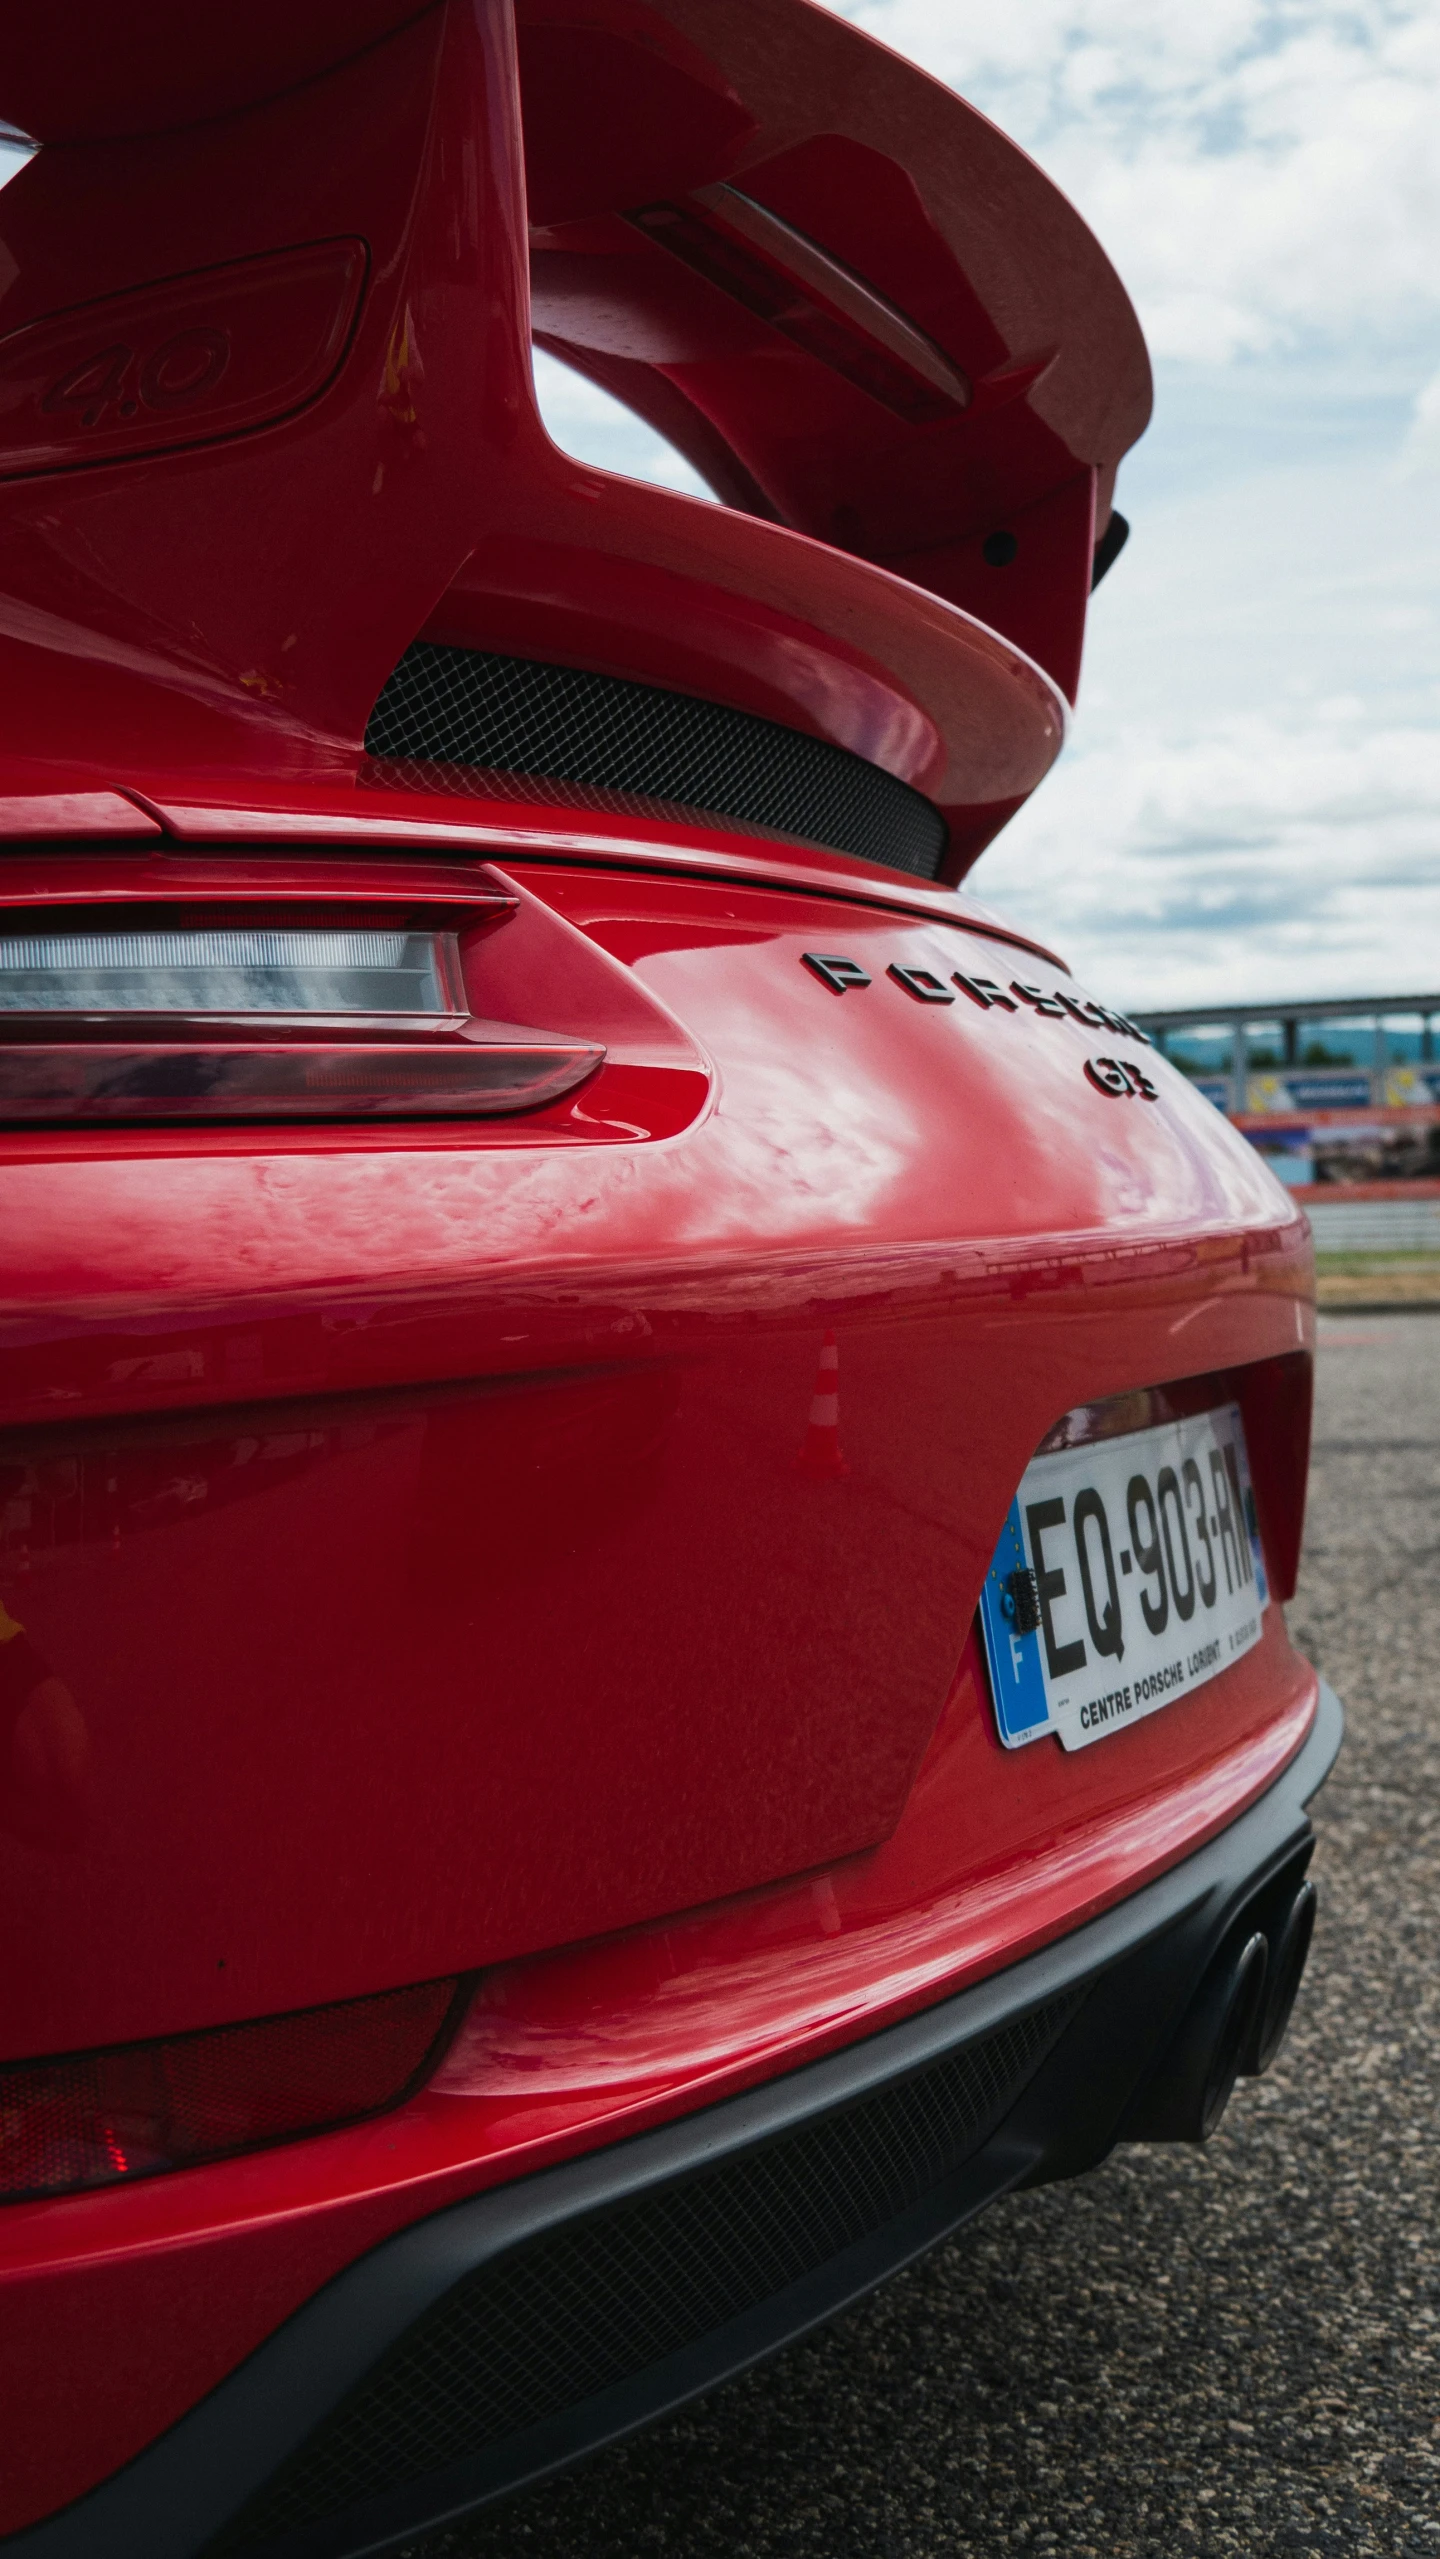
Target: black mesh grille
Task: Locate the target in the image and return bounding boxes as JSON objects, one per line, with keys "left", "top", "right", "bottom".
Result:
{"left": 213, "top": 1996, "right": 1072, "bottom": 2551}
{"left": 364, "top": 644, "right": 948, "bottom": 880}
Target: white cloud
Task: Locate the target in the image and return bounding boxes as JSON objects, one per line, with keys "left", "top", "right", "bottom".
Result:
{"left": 1398, "top": 368, "right": 1440, "bottom": 478}
{"left": 836, "top": 0, "right": 1440, "bottom": 365}
{"left": 975, "top": 445, "right": 1440, "bottom": 1005}
{"left": 979, "top": 710, "right": 1440, "bottom": 1007}
{"left": 531, "top": 347, "right": 714, "bottom": 498}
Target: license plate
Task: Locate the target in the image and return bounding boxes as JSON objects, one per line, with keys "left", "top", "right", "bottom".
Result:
{"left": 979, "top": 1402, "right": 1269, "bottom": 1751}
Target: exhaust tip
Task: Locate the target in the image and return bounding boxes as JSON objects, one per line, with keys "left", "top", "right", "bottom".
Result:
{"left": 1127, "top": 1930, "right": 1269, "bottom": 2145}
{"left": 1242, "top": 1877, "right": 1318, "bottom": 2078}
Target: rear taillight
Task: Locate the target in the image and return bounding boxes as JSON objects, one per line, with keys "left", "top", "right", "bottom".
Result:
{"left": 0, "top": 921, "right": 467, "bottom": 1020}
{"left": 0, "top": 1976, "right": 464, "bottom": 2200}
{"left": 0, "top": 909, "right": 604, "bottom": 1121}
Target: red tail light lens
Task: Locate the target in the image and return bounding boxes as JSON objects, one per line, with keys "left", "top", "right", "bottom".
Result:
{"left": 0, "top": 1976, "right": 463, "bottom": 2200}
{"left": 0, "top": 1027, "right": 605, "bottom": 1121}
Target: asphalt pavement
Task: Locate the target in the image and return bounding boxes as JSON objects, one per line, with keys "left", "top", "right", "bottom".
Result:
{"left": 409, "top": 1313, "right": 1440, "bottom": 2559}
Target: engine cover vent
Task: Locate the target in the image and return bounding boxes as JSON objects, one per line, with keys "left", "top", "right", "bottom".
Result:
{"left": 365, "top": 643, "right": 948, "bottom": 880}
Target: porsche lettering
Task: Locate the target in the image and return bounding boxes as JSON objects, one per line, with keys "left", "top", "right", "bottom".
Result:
{"left": 801, "top": 951, "right": 1151, "bottom": 1042}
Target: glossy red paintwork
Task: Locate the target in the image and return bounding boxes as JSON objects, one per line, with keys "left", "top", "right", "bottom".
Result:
{"left": 0, "top": 2, "right": 1314, "bottom": 2539}
{"left": 1, "top": 1617, "right": 1316, "bottom": 2531}
{"left": 519, "top": 2, "right": 1150, "bottom": 707}
{"left": 1, "top": 3, "right": 436, "bottom": 143}
{"left": 0, "top": 832, "right": 1321, "bottom": 2524}
{"left": 0, "top": 0, "right": 1152, "bottom": 879}
{"left": 0, "top": 857, "right": 1312, "bottom": 2056}
{"left": 0, "top": 239, "right": 369, "bottom": 479}
{"left": 20, "top": 771, "right": 1072, "bottom": 956}
{"left": 0, "top": 793, "right": 162, "bottom": 840}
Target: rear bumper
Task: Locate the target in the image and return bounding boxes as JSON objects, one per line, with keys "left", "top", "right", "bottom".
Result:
{"left": 8, "top": 1681, "right": 1342, "bottom": 2559}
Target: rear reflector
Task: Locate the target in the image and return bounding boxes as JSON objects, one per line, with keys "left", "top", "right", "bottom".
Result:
{"left": 0, "top": 1977, "right": 463, "bottom": 2200}
{"left": 0, "top": 1029, "right": 606, "bottom": 1121}
{"left": 0, "top": 920, "right": 605, "bottom": 1120}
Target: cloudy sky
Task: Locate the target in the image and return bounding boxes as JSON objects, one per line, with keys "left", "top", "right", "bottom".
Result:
{"left": 539, "top": 0, "right": 1440, "bottom": 1012}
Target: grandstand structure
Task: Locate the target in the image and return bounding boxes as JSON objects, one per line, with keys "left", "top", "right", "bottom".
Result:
{"left": 1134, "top": 992, "right": 1440, "bottom": 1115}
{"left": 1132, "top": 993, "right": 1440, "bottom": 1214}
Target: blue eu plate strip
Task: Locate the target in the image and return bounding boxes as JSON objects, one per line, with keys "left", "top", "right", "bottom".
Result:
{"left": 978, "top": 1498, "right": 1052, "bottom": 1746}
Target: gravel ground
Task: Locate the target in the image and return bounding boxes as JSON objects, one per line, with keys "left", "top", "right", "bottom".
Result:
{"left": 409, "top": 1314, "right": 1440, "bottom": 2559}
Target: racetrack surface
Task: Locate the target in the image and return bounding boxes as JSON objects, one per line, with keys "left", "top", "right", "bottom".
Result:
{"left": 409, "top": 1313, "right": 1439, "bottom": 2559}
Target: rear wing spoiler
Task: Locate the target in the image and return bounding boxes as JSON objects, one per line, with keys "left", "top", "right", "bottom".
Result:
{"left": 0, "top": 0, "right": 1150, "bottom": 881}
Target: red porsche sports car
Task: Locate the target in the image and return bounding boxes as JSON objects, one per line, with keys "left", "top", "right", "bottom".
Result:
{"left": 0, "top": 4, "right": 1338, "bottom": 2553}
